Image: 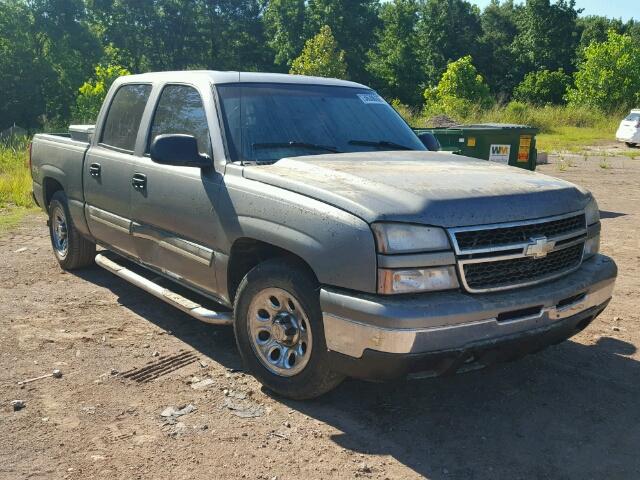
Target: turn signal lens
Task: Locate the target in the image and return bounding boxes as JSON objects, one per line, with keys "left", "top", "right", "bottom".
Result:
{"left": 583, "top": 234, "right": 600, "bottom": 260}
{"left": 585, "top": 198, "right": 600, "bottom": 226}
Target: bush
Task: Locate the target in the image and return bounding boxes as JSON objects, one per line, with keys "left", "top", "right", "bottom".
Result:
{"left": 424, "top": 56, "right": 493, "bottom": 118}
{"left": 73, "top": 64, "right": 130, "bottom": 123}
{"left": 290, "top": 25, "right": 348, "bottom": 79}
{"left": 567, "top": 30, "right": 640, "bottom": 112}
{"left": 513, "top": 69, "right": 571, "bottom": 105}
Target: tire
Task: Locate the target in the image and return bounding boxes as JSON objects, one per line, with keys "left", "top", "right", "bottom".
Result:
{"left": 48, "top": 191, "right": 96, "bottom": 270}
{"left": 233, "top": 258, "right": 345, "bottom": 400}
{"left": 625, "top": 142, "right": 637, "bottom": 148}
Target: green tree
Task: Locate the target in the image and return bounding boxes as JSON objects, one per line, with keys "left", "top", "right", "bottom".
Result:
{"left": 577, "top": 16, "right": 626, "bottom": 54}
{"left": 567, "top": 31, "right": 640, "bottom": 112}
{"left": 424, "top": 55, "right": 493, "bottom": 117}
{"left": 512, "top": 0, "right": 581, "bottom": 76}
{"left": 367, "top": 0, "right": 422, "bottom": 105}
{"left": 513, "top": 69, "right": 571, "bottom": 105}
{"left": 290, "top": 25, "right": 348, "bottom": 78}
{"left": 305, "top": 0, "right": 379, "bottom": 83}
{"left": 416, "top": 0, "right": 483, "bottom": 87}
{"left": 477, "top": 0, "right": 519, "bottom": 99}
{"left": 0, "top": 0, "right": 100, "bottom": 130}
{"left": 0, "top": 1, "right": 49, "bottom": 130}
{"left": 87, "top": 0, "right": 273, "bottom": 73}
{"left": 264, "top": 0, "right": 306, "bottom": 69}
{"left": 30, "top": 0, "right": 102, "bottom": 121}
{"left": 73, "top": 64, "right": 130, "bottom": 123}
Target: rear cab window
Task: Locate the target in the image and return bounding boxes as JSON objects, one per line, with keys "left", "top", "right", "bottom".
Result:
{"left": 100, "top": 84, "right": 152, "bottom": 152}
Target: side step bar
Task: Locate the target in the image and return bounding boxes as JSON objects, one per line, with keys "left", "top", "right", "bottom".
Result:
{"left": 95, "top": 253, "right": 232, "bottom": 326}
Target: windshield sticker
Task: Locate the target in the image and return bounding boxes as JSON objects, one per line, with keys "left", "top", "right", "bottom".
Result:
{"left": 357, "top": 93, "right": 386, "bottom": 105}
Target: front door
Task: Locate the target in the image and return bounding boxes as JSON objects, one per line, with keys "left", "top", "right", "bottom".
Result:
{"left": 84, "top": 83, "right": 152, "bottom": 256}
{"left": 130, "top": 84, "right": 223, "bottom": 295}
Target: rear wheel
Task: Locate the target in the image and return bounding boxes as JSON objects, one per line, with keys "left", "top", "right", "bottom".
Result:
{"left": 48, "top": 191, "right": 96, "bottom": 270}
{"left": 233, "top": 258, "right": 344, "bottom": 400}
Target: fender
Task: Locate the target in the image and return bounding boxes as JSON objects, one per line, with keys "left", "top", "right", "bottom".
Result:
{"left": 217, "top": 172, "right": 378, "bottom": 296}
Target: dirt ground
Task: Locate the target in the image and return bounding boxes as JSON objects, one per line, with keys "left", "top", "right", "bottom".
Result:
{"left": 1, "top": 149, "right": 639, "bottom": 480}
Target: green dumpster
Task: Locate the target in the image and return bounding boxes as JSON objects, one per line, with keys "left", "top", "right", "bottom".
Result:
{"left": 414, "top": 123, "right": 539, "bottom": 171}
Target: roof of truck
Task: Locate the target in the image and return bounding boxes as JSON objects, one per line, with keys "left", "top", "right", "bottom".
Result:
{"left": 119, "top": 70, "right": 369, "bottom": 89}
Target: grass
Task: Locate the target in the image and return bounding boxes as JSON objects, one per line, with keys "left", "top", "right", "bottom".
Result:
{"left": 536, "top": 126, "right": 614, "bottom": 153}
{"left": 0, "top": 135, "right": 34, "bottom": 207}
{"left": 599, "top": 159, "right": 611, "bottom": 169}
{"left": 0, "top": 135, "right": 37, "bottom": 233}
{"left": 0, "top": 205, "right": 38, "bottom": 233}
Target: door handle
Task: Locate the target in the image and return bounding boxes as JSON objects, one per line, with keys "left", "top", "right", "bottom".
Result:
{"left": 89, "top": 163, "right": 101, "bottom": 178}
{"left": 131, "top": 173, "right": 147, "bottom": 190}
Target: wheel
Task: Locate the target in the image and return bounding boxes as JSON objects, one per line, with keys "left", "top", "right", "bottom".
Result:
{"left": 233, "top": 258, "right": 344, "bottom": 400}
{"left": 625, "top": 142, "right": 637, "bottom": 148}
{"left": 48, "top": 191, "right": 96, "bottom": 270}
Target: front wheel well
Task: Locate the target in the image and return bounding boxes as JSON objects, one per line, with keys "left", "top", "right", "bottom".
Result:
{"left": 226, "top": 238, "right": 317, "bottom": 303}
{"left": 43, "top": 177, "right": 64, "bottom": 208}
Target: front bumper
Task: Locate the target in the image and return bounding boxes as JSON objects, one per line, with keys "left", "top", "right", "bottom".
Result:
{"left": 616, "top": 130, "right": 640, "bottom": 143}
{"left": 321, "top": 254, "right": 616, "bottom": 380}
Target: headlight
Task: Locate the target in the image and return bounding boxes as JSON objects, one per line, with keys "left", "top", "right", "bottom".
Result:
{"left": 585, "top": 197, "right": 600, "bottom": 225}
{"left": 378, "top": 266, "right": 459, "bottom": 294}
{"left": 371, "top": 223, "right": 450, "bottom": 253}
{"left": 583, "top": 234, "right": 600, "bottom": 260}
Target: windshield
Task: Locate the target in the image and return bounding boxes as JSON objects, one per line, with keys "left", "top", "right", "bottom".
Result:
{"left": 624, "top": 112, "right": 640, "bottom": 122}
{"left": 215, "top": 83, "right": 425, "bottom": 164}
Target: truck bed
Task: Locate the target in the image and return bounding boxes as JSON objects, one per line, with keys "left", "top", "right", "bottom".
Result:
{"left": 31, "top": 131, "right": 92, "bottom": 217}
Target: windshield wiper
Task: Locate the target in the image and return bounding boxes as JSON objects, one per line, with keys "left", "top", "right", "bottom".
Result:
{"left": 252, "top": 141, "right": 340, "bottom": 153}
{"left": 348, "top": 139, "right": 414, "bottom": 151}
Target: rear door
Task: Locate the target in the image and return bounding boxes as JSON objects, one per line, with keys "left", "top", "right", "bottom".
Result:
{"left": 84, "top": 83, "right": 152, "bottom": 255}
{"left": 130, "top": 83, "right": 224, "bottom": 295}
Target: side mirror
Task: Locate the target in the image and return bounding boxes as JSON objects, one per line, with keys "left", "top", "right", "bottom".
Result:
{"left": 417, "top": 132, "right": 441, "bottom": 151}
{"left": 150, "top": 134, "right": 211, "bottom": 168}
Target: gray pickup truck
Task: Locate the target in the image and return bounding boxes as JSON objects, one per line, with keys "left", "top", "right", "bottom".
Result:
{"left": 31, "top": 71, "right": 616, "bottom": 399}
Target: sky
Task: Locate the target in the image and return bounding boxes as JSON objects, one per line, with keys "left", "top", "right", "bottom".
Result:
{"left": 467, "top": 0, "right": 636, "bottom": 21}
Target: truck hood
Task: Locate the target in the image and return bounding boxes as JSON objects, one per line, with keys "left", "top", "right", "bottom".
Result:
{"left": 242, "top": 151, "right": 590, "bottom": 227}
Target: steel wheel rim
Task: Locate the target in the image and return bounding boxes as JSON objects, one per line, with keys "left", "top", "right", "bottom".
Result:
{"left": 247, "top": 287, "right": 313, "bottom": 377}
{"left": 52, "top": 206, "right": 68, "bottom": 257}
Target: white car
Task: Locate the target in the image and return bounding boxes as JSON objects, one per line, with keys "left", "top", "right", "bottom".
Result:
{"left": 616, "top": 109, "right": 640, "bottom": 147}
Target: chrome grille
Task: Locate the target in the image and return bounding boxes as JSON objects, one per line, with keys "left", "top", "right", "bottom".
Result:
{"left": 449, "top": 211, "right": 587, "bottom": 293}
{"left": 454, "top": 214, "right": 586, "bottom": 252}
{"left": 463, "top": 243, "right": 584, "bottom": 291}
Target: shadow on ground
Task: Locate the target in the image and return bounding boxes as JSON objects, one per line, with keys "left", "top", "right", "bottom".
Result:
{"left": 75, "top": 265, "right": 640, "bottom": 480}
{"left": 600, "top": 210, "right": 627, "bottom": 219}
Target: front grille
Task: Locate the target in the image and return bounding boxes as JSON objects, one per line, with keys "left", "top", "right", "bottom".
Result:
{"left": 455, "top": 214, "right": 586, "bottom": 251}
{"left": 463, "top": 243, "right": 584, "bottom": 291}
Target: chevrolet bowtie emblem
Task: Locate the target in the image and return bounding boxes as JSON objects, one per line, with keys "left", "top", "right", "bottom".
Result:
{"left": 525, "top": 236, "right": 556, "bottom": 259}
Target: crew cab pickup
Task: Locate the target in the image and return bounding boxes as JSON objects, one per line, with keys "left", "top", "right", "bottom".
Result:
{"left": 30, "top": 71, "right": 617, "bottom": 399}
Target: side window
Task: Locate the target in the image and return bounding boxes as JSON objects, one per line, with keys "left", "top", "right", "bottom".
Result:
{"left": 149, "top": 85, "right": 211, "bottom": 155}
{"left": 100, "top": 84, "right": 152, "bottom": 152}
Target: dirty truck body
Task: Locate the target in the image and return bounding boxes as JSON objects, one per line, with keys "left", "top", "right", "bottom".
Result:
{"left": 31, "top": 71, "right": 616, "bottom": 399}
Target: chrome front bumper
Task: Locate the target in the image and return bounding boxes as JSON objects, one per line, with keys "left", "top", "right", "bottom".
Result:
{"left": 321, "top": 254, "right": 616, "bottom": 359}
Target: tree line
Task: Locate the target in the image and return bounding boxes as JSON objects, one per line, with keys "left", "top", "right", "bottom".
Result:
{"left": 1, "top": 0, "right": 639, "bottom": 131}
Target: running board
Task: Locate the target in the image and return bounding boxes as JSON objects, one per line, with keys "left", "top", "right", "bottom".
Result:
{"left": 95, "top": 253, "right": 232, "bottom": 325}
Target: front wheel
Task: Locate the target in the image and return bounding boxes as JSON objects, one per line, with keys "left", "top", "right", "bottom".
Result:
{"left": 625, "top": 142, "right": 637, "bottom": 148}
{"left": 233, "top": 258, "right": 344, "bottom": 400}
